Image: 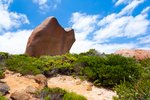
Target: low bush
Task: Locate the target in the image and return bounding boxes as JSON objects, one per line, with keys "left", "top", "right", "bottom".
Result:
{"left": 0, "top": 52, "right": 9, "bottom": 60}
{"left": 0, "top": 95, "right": 6, "bottom": 100}
{"left": 139, "top": 58, "right": 150, "bottom": 79}
{"left": 6, "top": 55, "right": 41, "bottom": 75}
{"left": 37, "top": 87, "right": 86, "bottom": 100}
{"left": 79, "top": 49, "right": 102, "bottom": 56}
{"left": 75, "top": 54, "right": 141, "bottom": 87}
{"left": 63, "top": 92, "right": 86, "bottom": 100}
{"left": 0, "top": 70, "right": 4, "bottom": 79}
{"left": 114, "top": 79, "right": 150, "bottom": 100}
{"left": 114, "top": 58, "right": 150, "bottom": 99}
{"left": 5, "top": 51, "right": 142, "bottom": 87}
{"left": 5, "top": 54, "right": 76, "bottom": 76}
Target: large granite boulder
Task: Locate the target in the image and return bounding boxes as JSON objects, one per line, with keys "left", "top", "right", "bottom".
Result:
{"left": 114, "top": 49, "right": 150, "bottom": 60}
{"left": 25, "top": 17, "right": 75, "bottom": 57}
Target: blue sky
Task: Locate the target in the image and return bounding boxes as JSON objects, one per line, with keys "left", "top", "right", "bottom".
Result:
{"left": 0, "top": 0, "right": 150, "bottom": 54}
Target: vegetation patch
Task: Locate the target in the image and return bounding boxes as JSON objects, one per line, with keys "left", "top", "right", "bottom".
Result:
{"left": 0, "top": 49, "right": 150, "bottom": 99}
{"left": 114, "top": 58, "right": 150, "bottom": 100}
{"left": 0, "top": 96, "right": 6, "bottom": 100}
{"left": 36, "top": 87, "right": 86, "bottom": 100}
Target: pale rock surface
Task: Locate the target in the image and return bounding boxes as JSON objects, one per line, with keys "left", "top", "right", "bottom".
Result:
{"left": 48, "top": 75, "right": 117, "bottom": 100}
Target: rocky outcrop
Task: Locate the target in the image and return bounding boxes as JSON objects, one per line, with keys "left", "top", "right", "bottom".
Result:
{"left": 114, "top": 49, "right": 150, "bottom": 60}
{"left": 25, "top": 16, "right": 75, "bottom": 57}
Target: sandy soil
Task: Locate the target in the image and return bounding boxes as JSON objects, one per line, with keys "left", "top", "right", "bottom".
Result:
{"left": 48, "top": 75, "right": 117, "bottom": 100}
{"left": 0, "top": 70, "right": 39, "bottom": 98}
{"left": 1, "top": 70, "right": 117, "bottom": 100}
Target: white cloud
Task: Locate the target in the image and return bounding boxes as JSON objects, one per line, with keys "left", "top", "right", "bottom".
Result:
{"left": 70, "top": 0, "right": 150, "bottom": 54}
{"left": 0, "top": 0, "right": 31, "bottom": 54}
{"left": 70, "top": 12, "right": 99, "bottom": 41}
{"left": 92, "top": 43, "right": 136, "bottom": 54}
{"left": 0, "top": 0, "right": 13, "bottom": 9}
{"left": 69, "top": 12, "right": 138, "bottom": 53}
{"left": 32, "top": 0, "right": 61, "bottom": 10}
{"left": 138, "top": 35, "right": 150, "bottom": 44}
{"left": 94, "top": 1, "right": 149, "bottom": 42}
{"left": 115, "top": 0, "right": 144, "bottom": 7}
{"left": 33, "top": 0, "right": 48, "bottom": 10}
{"left": 0, "top": 30, "right": 32, "bottom": 54}
{"left": 118, "top": 0, "right": 145, "bottom": 16}
{"left": 0, "top": 0, "right": 29, "bottom": 32}
{"left": 115, "top": 0, "right": 130, "bottom": 6}
{"left": 70, "top": 39, "right": 136, "bottom": 54}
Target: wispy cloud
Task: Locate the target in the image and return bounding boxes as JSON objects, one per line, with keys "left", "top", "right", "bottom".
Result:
{"left": 70, "top": 0, "right": 150, "bottom": 53}
{"left": 70, "top": 12, "right": 99, "bottom": 41}
{"left": 0, "top": 0, "right": 29, "bottom": 33}
{"left": 0, "top": 0, "right": 31, "bottom": 54}
{"left": 0, "top": 0, "right": 13, "bottom": 9}
{"left": 118, "top": 0, "right": 145, "bottom": 16}
{"left": 115, "top": 0, "right": 133, "bottom": 6}
{"left": 32, "top": 0, "right": 61, "bottom": 11}
{"left": 94, "top": 7, "right": 149, "bottom": 42}
{"left": 0, "top": 30, "right": 32, "bottom": 54}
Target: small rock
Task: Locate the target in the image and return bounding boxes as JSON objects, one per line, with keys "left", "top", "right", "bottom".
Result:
{"left": 29, "top": 98, "right": 39, "bottom": 100}
{"left": 75, "top": 80, "right": 82, "bottom": 85}
{"left": 98, "top": 92, "right": 103, "bottom": 95}
{"left": 25, "top": 86, "right": 37, "bottom": 94}
{"left": 14, "top": 73, "right": 22, "bottom": 77}
{"left": 50, "top": 93, "right": 64, "bottom": 100}
{"left": 25, "top": 75, "right": 35, "bottom": 79}
{"left": 44, "top": 68, "right": 59, "bottom": 77}
{"left": 60, "top": 77, "right": 66, "bottom": 81}
{"left": 34, "top": 74, "right": 47, "bottom": 84}
{"left": 34, "top": 74, "right": 47, "bottom": 89}
{"left": 10, "top": 91, "right": 30, "bottom": 100}
{"left": 4, "top": 70, "right": 14, "bottom": 75}
{"left": 86, "top": 84, "right": 93, "bottom": 91}
{"left": 0, "top": 82, "right": 10, "bottom": 95}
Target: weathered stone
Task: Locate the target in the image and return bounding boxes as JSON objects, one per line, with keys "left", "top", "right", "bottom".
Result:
{"left": 75, "top": 80, "right": 82, "bottom": 85}
{"left": 0, "top": 82, "right": 10, "bottom": 95}
{"left": 10, "top": 91, "right": 30, "bottom": 100}
{"left": 25, "top": 86, "right": 37, "bottom": 94}
{"left": 34, "top": 74, "right": 47, "bottom": 89}
{"left": 25, "top": 16, "right": 75, "bottom": 57}
{"left": 115, "top": 49, "right": 150, "bottom": 60}
{"left": 86, "top": 83, "right": 93, "bottom": 91}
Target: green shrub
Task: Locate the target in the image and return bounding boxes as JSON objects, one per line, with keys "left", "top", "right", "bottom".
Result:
{"left": 114, "top": 58, "right": 150, "bottom": 100}
{"left": 63, "top": 92, "right": 86, "bottom": 100}
{"left": 1, "top": 51, "right": 142, "bottom": 88}
{"left": 114, "top": 79, "right": 150, "bottom": 100}
{"left": 0, "top": 96, "right": 7, "bottom": 100}
{"left": 79, "top": 49, "right": 102, "bottom": 56}
{"left": 75, "top": 54, "right": 141, "bottom": 87}
{"left": 0, "top": 70, "right": 4, "bottom": 79}
{"left": 0, "top": 52, "right": 9, "bottom": 60}
{"left": 37, "top": 87, "right": 86, "bottom": 100}
{"left": 6, "top": 55, "right": 41, "bottom": 75}
{"left": 140, "top": 58, "right": 150, "bottom": 79}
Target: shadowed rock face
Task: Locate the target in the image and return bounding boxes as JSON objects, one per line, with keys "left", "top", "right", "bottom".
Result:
{"left": 115, "top": 49, "right": 150, "bottom": 60}
{"left": 25, "top": 17, "right": 75, "bottom": 57}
